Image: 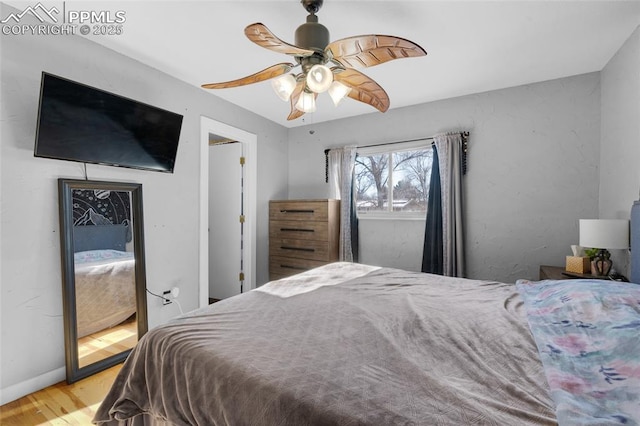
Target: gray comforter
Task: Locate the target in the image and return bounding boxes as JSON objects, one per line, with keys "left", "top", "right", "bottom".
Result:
{"left": 94, "top": 263, "right": 556, "bottom": 425}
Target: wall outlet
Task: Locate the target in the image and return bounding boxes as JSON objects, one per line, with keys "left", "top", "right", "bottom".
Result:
{"left": 162, "top": 290, "right": 172, "bottom": 305}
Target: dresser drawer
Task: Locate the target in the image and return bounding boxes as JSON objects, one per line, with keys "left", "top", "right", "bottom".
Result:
{"left": 268, "top": 199, "right": 340, "bottom": 281}
{"left": 270, "top": 220, "right": 328, "bottom": 241}
{"left": 269, "top": 256, "right": 327, "bottom": 280}
{"left": 269, "top": 200, "right": 329, "bottom": 222}
{"left": 269, "top": 238, "right": 331, "bottom": 261}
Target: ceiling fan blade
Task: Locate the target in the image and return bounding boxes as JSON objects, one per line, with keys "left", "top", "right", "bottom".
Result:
{"left": 201, "top": 63, "right": 295, "bottom": 89}
{"left": 245, "top": 23, "right": 315, "bottom": 57}
{"left": 287, "top": 108, "right": 305, "bottom": 121}
{"left": 333, "top": 68, "right": 390, "bottom": 113}
{"left": 287, "top": 80, "right": 306, "bottom": 120}
{"left": 326, "top": 35, "right": 426, "bottom": 69}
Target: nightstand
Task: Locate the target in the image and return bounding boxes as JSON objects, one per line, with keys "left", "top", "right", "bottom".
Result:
{"left": 539, "top": 265, "right": 598, "bottom": 280}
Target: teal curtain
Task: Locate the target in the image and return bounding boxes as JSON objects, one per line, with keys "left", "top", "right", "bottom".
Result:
{"left": 350, "top": 175, "right": 359, "bottom": 262}
{"left": 422, "top": 146, "right": 443, "bottom": 274}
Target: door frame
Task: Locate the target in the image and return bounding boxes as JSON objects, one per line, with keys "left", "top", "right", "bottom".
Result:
{"left": 199, "top": 116, "right": 257, "bottom": 308}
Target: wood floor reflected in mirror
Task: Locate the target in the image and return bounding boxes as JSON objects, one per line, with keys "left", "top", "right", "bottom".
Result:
{"left": 78, "top": 315, "right": 137, "bottom": 369}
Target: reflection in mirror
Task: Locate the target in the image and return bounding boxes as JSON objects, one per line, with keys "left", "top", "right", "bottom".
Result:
{"left": 58, "top": 179, "right": 148, "bottom": 383}
{"left": 72, "top": 189, "right": 137, "bottom": 368}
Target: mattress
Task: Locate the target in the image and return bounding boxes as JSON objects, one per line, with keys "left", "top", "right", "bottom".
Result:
{"left": 75, "top": 249, "right": 136, "bottom": 338}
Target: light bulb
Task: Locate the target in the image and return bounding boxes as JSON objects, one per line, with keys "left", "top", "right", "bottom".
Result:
{"left": 328, "top": 81, "right": 351, "bottom": 106}
{"left": 306, "top": 64, "right": 333, "bottom": 93}
{"left": 271, "top": 74, "right": 296, "bottom": 101}
{"left": 295, "top": 91, "right": 316, "bottom": 113}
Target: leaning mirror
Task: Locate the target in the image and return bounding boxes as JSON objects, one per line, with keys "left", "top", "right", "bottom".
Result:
{"left": 58, "top": 178, "right": 148, "bottom": 383}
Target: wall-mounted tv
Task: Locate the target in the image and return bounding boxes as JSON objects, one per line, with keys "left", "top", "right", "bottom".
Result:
{"left": 34, "top": 72, "right": 183, "bottom": 173}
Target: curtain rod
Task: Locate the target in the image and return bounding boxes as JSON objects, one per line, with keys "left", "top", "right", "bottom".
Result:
{"left": 354, "top": 136, "right": 434, "bottom": 150}
{"left": 324, "top": 131, "right": 469, "bottom": 155}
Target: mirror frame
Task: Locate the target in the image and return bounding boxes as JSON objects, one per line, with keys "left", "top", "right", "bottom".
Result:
{"left": 58, "top": 178, "right": 148, "bottom": 383}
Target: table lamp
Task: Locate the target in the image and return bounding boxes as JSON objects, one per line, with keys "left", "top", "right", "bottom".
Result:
{"left": 579, "top": 219, "right": 630, "bottom": 276}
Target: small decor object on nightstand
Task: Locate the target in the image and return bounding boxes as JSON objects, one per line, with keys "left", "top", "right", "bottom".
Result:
{"left": 579, "top": 219, "right": 630, "bottom": 277}
{"left": 566, "top": 256, "right": 591, "bottom": 274}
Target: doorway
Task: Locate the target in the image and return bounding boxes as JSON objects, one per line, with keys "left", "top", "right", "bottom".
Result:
{"left": 199, "top": 117, "right": 256, "bottom": 308}
{"left": 208, "top": 140, "right": 243, "bottom": 300}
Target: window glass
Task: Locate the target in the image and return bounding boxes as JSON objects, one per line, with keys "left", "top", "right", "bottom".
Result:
{"left": 354, "top": 153, "right": 389, "bottom": 212}
{"left": 355, "top": 145, "right": 433, "bottom": 215}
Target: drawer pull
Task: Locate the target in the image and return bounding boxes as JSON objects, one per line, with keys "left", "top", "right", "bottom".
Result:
{"left": 280, "top": 228, "right": 314, "bottom": 233}
{"left": 281, "top": 246, "right": 315, "bottom": 252}
{"left": 280, "top": 209, "right": 315, "bottom": 214}
{"left": 280, "top": 264, "right": 306, "bottom": 270}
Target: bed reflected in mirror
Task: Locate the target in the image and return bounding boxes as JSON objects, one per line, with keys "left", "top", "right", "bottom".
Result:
{"left": 58, "top": 179, "right": 148, "bottom": 383}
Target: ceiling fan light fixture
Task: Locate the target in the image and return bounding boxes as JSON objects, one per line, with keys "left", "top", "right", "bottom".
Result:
{"left": 328, "top": 81, "right": 351, "bottom": 106}
{"left": 306, "top": 64, "right": 333, "bottom": 93}
{"left": 295, "top": 91, "right": 317, "bottom": 113}
{"left": 202, "top": 1, "right": 427, "bottom": 120}
{"left": 271, "top": 73, "right": 297, "bottom": 101}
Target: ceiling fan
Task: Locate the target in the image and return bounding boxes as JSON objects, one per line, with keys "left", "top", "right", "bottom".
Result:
{"left": 202, "top": 0, "right": 427, "bottom": 121}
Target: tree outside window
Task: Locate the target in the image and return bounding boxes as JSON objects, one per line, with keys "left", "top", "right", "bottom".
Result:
{"left": 355, "top": 145, "right": 433, "bottom": 215}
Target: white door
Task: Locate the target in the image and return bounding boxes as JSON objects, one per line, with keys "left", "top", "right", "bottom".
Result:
{"left": 208, "top": 142, "right": 243, "bottom": 300}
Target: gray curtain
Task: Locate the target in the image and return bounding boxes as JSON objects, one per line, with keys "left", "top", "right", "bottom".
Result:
{"left": 433, "top": 132, "right": 466, "bottom": 277}
{"left": 328, "top": 146, "right": 358, "bottom": 261}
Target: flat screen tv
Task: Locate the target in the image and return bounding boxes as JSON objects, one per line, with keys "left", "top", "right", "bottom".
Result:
{"left": 34, "top": 72, "right": 183, "bottom": 173}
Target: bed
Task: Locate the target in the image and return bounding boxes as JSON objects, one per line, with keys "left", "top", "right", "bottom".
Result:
{"left": 74, "top": 224, "right": 136, "bottom": 338}
{"left": 94, "top": 262, "right": 639, "bottom": 425}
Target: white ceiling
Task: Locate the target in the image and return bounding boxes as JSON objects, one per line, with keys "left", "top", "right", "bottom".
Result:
{"left": 10, "top": 1, "right": 640, "bottom": 128}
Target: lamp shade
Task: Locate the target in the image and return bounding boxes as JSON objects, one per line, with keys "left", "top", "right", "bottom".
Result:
{"left": 271, "top": 74, "right": 297, "bottom": 101}
{"left": 295, "top": 91, "right": 316, "bottom": 113}
{"left": 579, "top": 219, "right": 630, "bottom": 249}
{"left": 328, "top": 81, "right": 351, "bottom": 106}
{"left": 306, "top": 65, "right": 333, "bottom": 93}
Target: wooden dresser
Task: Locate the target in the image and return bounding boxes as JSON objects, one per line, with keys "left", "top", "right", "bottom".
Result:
{"left": 269, "top": 199, "right": 340, "bottom": 280}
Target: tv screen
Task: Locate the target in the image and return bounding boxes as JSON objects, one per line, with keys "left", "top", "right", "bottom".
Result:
{"left": 34, "top": 72, "right": 183, "bottom": 173}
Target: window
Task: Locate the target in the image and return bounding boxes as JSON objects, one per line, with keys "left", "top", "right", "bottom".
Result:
{"left": 354, "top": 140, "right": 434, "bottom": 217}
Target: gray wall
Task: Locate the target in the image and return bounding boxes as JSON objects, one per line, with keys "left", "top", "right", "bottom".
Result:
{"left": 599, "top": 25, "right": 640, "bottom": 274}
{"left": 0, "top": 3, "right": 288, "bottom": 403}
{"left": 288, "top": 73, "right": 602, "bottom": 283}
{"left": 600, "top": 25, "right": 640, "bottom": 216}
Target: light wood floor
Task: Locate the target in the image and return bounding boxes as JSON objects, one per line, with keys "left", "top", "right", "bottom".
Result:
{"left": 0, "top": 363, "right": 121, "bottom": 425}
{"left": 0, "top": 319, "right": 135, "bottom": 426}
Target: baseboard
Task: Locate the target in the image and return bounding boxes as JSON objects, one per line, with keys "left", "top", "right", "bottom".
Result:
{"left": 0, "top": 366, "right": 65, "bottom": 405}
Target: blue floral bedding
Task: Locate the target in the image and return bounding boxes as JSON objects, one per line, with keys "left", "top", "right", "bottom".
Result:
{"left": 516, "top": 279, "right": 640, "bottom": 425}
{"left": 74, "top": 249, "right": 133, "bottom": 265}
